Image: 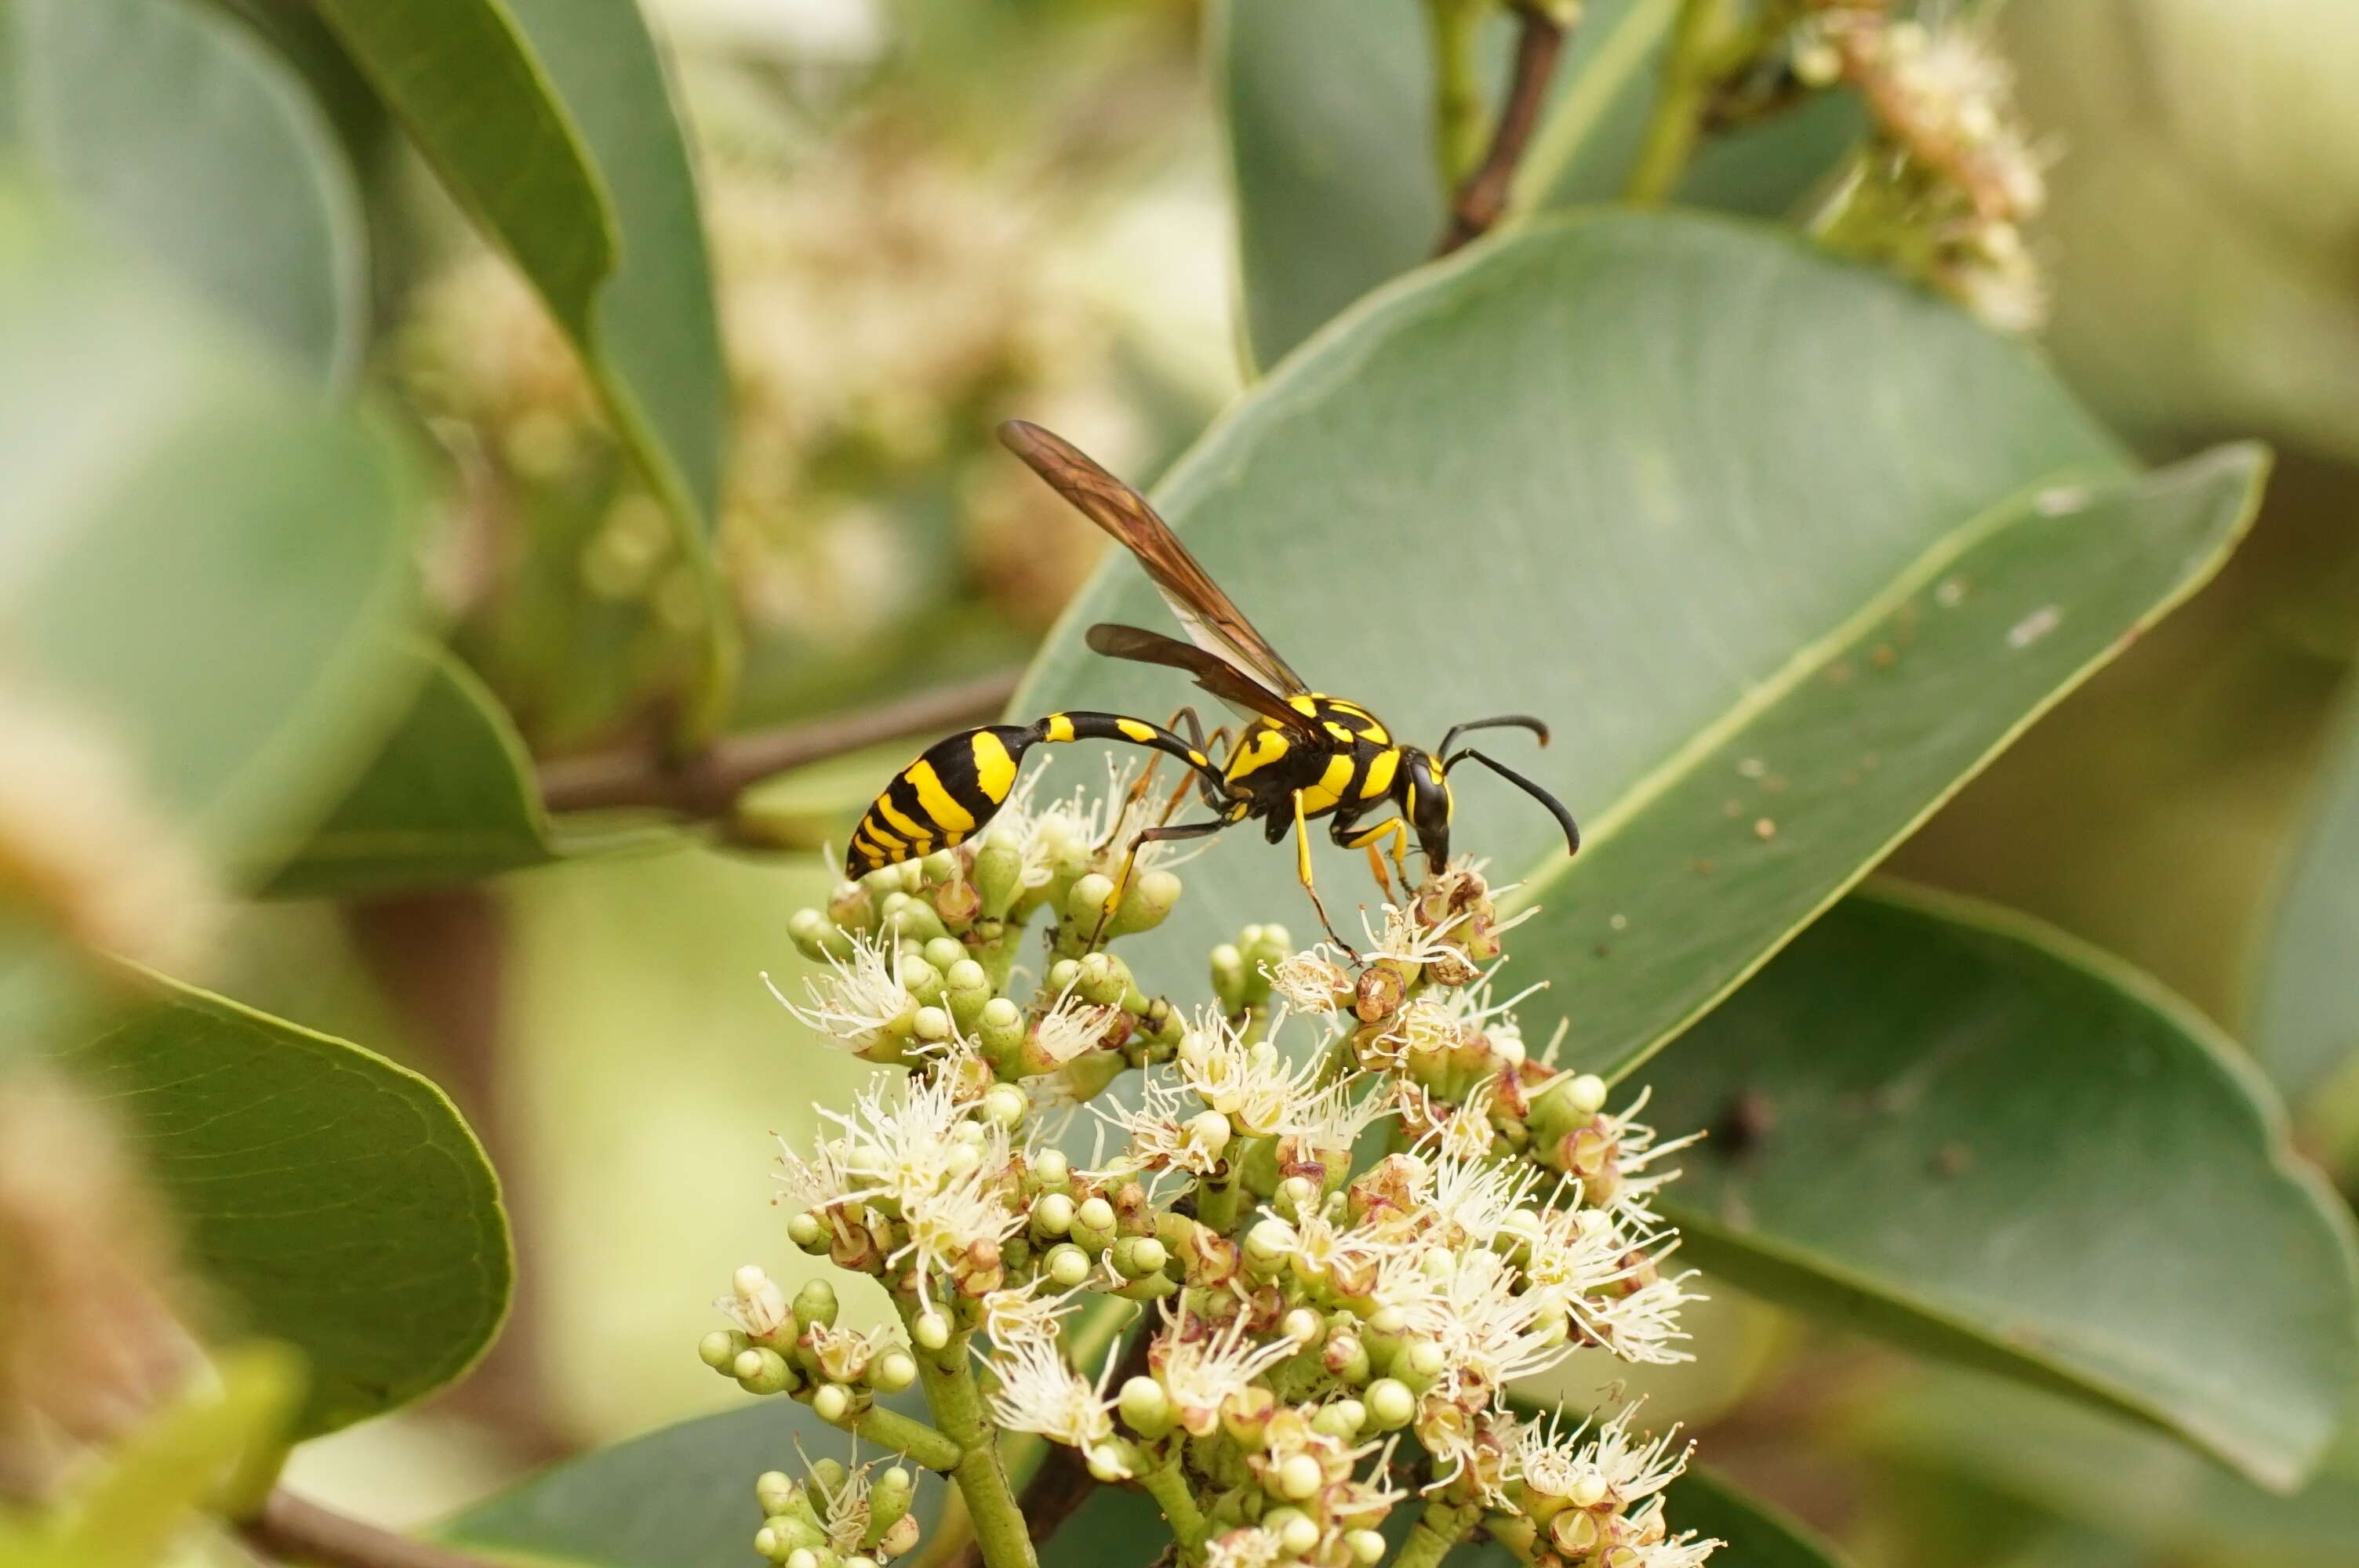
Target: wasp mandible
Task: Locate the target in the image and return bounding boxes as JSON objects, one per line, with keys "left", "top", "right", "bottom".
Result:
{"left": 845, "top": 422, "right": 1581, "bottom": 946}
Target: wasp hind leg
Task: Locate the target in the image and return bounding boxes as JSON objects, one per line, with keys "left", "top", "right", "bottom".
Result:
{"left": 1085, "top": 815, "right": 1238, "bottom": 951}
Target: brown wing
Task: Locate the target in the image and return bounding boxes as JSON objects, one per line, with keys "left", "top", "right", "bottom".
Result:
{"left": 1085, "top": 623, "right": 1317, "bottom": 733}
{"left": 1001, "top": 419, "right": 1310, "bottom": 697}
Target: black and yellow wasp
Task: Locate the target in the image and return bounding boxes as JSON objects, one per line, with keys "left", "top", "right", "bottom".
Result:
{"left": 845, "top": 421, "right": 1580, "bottom": 942}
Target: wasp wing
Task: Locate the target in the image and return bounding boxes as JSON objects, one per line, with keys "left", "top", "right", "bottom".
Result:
{"left": 1085, "top": 623, "right": 1317, "bottom": 732}
{"left": 1001, "top": 419, "right": 1310, "bottom": 699}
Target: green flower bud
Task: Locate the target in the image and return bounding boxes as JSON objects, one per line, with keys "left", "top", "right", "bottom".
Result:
{"left": 1209, "top": 944, "right": 1247, "bottom": 1014}
{"left": 913, "top": 1311, "right": 951, "bottom": 1351}
{"left": 734, "top": 1347, "right": 795, "bottom": 1395}
{"left": 1267, "top": 1511, "right": 1319, "bottom": 1557}
{"left": 1045, "top": 957, "right": 1083, "bottom": 995}
{"left": 1030, "top": 1192, "right": 1075, "bottom": 1237}
{"left": 1347, "top": 1530, "right": 1387, "bottom": 1564}
{"left": 1317, "top": 1399, "right": 1366, "bottom": 1439}
{"left": 789, "top": 1210, "right": 828, "bottom": 1254}
{"left": 878, "top": 1515, "right": 921, "bottom": 1559}
{"left": 811, "top": 1383, "right": 852, "bottom": 1423}
{"left": 1392, "top": 1338, "right": 1446, "bottom": 1394}
{"left": 827, "top": 880, "right": 878, "bottom": 931}
{"left": 1365, "top": 1378, "right": 1416, "bottom": 1430}
{"left": 1085, "top": 1439, "right": 1141, "bottom": 1483}
{"left": 785, "top": 1548, "right": 822, "bottom": 1568}
{"left": 1030, "top": 1149, "right": 1072, "bottom": 1192}
{"left": 980, "top": 1083, "right": 1027, "bottom": 1128}
{"left": 978, "top": 996, "right": 1024, "bottom": 1065}
{"left": 1110, "top": 869, "right": 1183, "bottom": 937}
{"left": 1119, "top": 1374, "right": 1176, "bottom": 1438}
{"left": 1074, "top": 951, "right": 1130, "bottom": 1007}
{"left": 1272, "top": 1452, "right": 1322, "bottom": 1501}
{"left": 871, "top": 1349, "right": 918, "bottom": 1392}
{"left": 810, "top": 1458, "right": 850, "bottom": 1495}
{"left": 911, "top": 1005, "right": 954, "bottom": 1044}
{"left": 700, "top": 1329, "right": 750, "bottom": 1370}
{"left": 1222, "top": 1385, "right": 1275, "bottom": 1450}
{"left": 1279, "top": 1308, "right": 1323, "bottom": 1347}
{"left": 920, "top": 936, "right": 964, "bottom": 973}
{"left": 1110, "top": 1235, "right": 1168, "bottom": 1279}
{"left": 1067, "top": 873, "right": 1118, "bottom": 928}
{"left": 1321, "top": 1334, "right": 1369, "bottom": 1385}
{"left": 973, "top": 837, "right": 1025, "bottom": 920}
{"left": 754, "top": 1471, "right": 801, "bottom": 1518}
{"left": 944, "top": 960, "right": 994, "bottom": 1030}
{"left": 788, "top": 908, "right": 856, "bottom": 964}
{"left": 867, "top": 1466, "right": 915, "bottom": 1544}
{"left": 1070, "top": 1196, "right": 1118, "bottom": 1252}
{"left": 1244, "top": 1218, "right": 1296, "bottom": 1275}
{"left": 1044, "top": 1242, "right": 1092, "bottom": 1287}
{"left": 883, "top": 892, "right": 950, "bottom": 946}
{"left": 921, "top": 850, "right": 961, "bottom": 887}
{"left": 795, "top": 1279, "right": 840, "bottom": 1330}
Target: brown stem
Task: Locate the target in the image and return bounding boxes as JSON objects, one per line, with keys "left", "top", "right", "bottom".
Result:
{"left": 1435, "top": 5, "right": 1570, "bottom": 256}
{"left": 536, "top": 668, "right": 1023, "bottom": 818}
{"left": 240, "top": 1490, "right": 507, "bottom": 1568}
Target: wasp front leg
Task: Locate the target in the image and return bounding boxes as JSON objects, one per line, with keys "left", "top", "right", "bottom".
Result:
{"left": 1288, "top": 789, "right": 1362, "bottom": 959}
{"left": 1332, "top": 813, "right": 1411, "bottom": 904}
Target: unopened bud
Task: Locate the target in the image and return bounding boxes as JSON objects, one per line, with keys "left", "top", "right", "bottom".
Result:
{"left": 812, "top": 1382, "right": 852, "bottom": 1423}
{"left": 1044, "top": 1243, "right": 1092, "bottom": 1287}
{"left": 734, "top": 1347, "right": 794, "bottom": 1395}
{"left": 1074, "top": 950, "right": 1129, "bottom": 1007}
{"left": 1279, "top": 1307, "right": 1323, "bottom": 1347}
{"left": 1067, "top": 873, "right": 1118, "bottom": 927}
{"left": 700, "top": 1329, "right": 750, "bottom": 1370}
{"left": 1030, "top": 1148, "right": 1071, "bottom": 1192}
{"left": 788, "top": 908, "right": 855, "bottom": 963}
{"left": 974, "top": 837, "right": 1025, "bottom": 919}
{"left": 1111, "top": 1235, "right": 1168, "bottom": 1279}
{"left": 1071, "top": 1196, "right": 1118, "bottom": 1250}
{"left": 754, "top": 1471, "right": 800, "bottom": 1518}
{"left": 1244, "top": 1218, "right": 1296, "bottom": 1273}
{"left": 871, "top": 1350, "right": 918, "bottom": 1392}
{"left": 1031, "top": 1192, "right": 1076, "bottom": 1237}
{"left": 980, "top": 1083, "right": 1028, "bottom": 1127}
{"left": 794, "top": 1279, "right": 840, "bottom": 1329}
{"left": 1210, "top": 944, "right": 1247, "bottom": 1013}
{"left": 1120, "top": 1375, "right": 1176, "bottom": 1438}
{"left": 1267, "top": 1511, "right": 1319, "bottom": 1557}
{"left": 788, "top": 1211, "right": 827, "bottom": 1252}
{"left": 1317, "top": 1399, "right": 1365, "bottom": 1439}
{"left": 1274, "top": 1452, "right": 1322, "bottom": 1501}
{"left": 878, "top": 1514, "right": 921, "bottom": 1558}
{"left": 913, "top": 1311, "right": 951, "bottom": 1350}
{"left": 1365, "top": 1378, "right": 1416, "bottom": 1430}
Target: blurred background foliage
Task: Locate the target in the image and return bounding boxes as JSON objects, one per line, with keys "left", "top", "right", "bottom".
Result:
{"left": 5, "top": 0, "right": 2359, "bottom": 1564}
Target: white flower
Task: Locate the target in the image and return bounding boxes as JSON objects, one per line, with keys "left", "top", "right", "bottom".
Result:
{"left": 978, "top": 1277, "right": 1084, "bottom": 1348}
{"left": 1427, "top": 1246, "right": 1576, "bottom": 1392}
{"left": 1176, "top": 1010, "right": 1322, "bottom": 1138}
{"left": 1421, "top": 1151, "right": 1547, "bottom": 1247}
{"left": 809, "top": 1459, "right": 874, "bottom": 1555}
{"left": 1619, "top": 1499, "right": 1721, "bottom": 1568}
{"left": 1583, "top": 1404, "right": 1694, "bottom": 1508}
{"left": 1398, "top": 1080, "right": 1497, "bottom": 1164}
{"left": 1263, "top": 945, "right": 1350, "bottom": 1015}
{"left": 1204, "top": 1528, "right": 1285, "bottom": 1568}
{"left": 1100, "top": 1074, "right": 1230, "bottom": 1177}
{"left": 1152, "top": 1307, "right": 1298, "bottom": 1436}
{"left": 985, "top": 1335, "right": 1122, "bottom": 1469}
{"left": 766, "top": 929, "right": 913, "bottom": 1055}
{"left": 1593, "top": 1087, "right": 1704, "bottom": 1227}
{"left": 1281, "top": 1077, "right": 1394, "bottom": 1170}
{"left": 1360, "top": 901, "right": 1469, "bottom": 968}
{"left": 1029, "top": 984, "right": 1121, "bottom": 1073}
{"left": 717, "top": 1263, "right": 791, "bottom": 1337}
{"left": 1586, "top": 1269, "right": 1703, "bottom": 1367}
{"left": 1509, "top": 1403, "right": 1694, "bottom": 1519}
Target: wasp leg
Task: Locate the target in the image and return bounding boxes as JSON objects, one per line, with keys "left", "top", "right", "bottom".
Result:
{"left": 1291, "top": 789, "right": 1360, "bottom": 960}
{"left": 1086, "top": 815, "right": 1238, "bottom": 950}
{"left": 1166, "top": 707, "right": 1232, "bottom": 812}
{"left": 1334, "top": 815, "right": 1410, "bottom": 905}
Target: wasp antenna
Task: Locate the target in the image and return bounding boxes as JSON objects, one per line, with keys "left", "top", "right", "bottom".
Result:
{"left": 1439, "top": 713, "right": 1551, "bottom": 756}
{"left": 1454, "top": 747, "right": 1579, "bottom": 858}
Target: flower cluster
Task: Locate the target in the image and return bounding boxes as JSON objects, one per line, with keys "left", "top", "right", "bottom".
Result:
{"left": 1790, "top": 2, "right": 2048, "bottom": 330}
{"left": 707, "top": 757, "right": 1720, "bottom": 1568}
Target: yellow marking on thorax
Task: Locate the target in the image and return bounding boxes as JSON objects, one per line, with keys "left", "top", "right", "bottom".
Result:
{"left": 1045, "top": 713, "right": 1076, "bottom": 742}
{"left": 1322, "top": 720, "right": 1356, "bottom": 744}
{"left": 969, "top": 731, "right": 1020, "bottom": 803}
{"left": 1115, "top": 717, "right": 1158, "bottom": 744}
{"left": 1286, "top": 694, "right": 1321, "bottom": 717}
{"left": 1360, "top": 747, "right": 1400, "bottom": 799}
{"left": 1297, "top": 752, "right": 1358, "bottom": 815}
{"left": 1226, "top": 726, "right": 1291, "bottom": 782}
{"left": 905, "top": 760, "right": 976, "bottom": 832}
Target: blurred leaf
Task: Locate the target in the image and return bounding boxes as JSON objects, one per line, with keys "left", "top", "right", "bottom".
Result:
{"left": 1658, "top": 1468, "right": 1850, "bottom": 1568}
{"left": 265, "top": 645, "right": 559, "bottom": 898}
{"left": 1643, "top": 883, "right": 2359, "bottom": 1490}
{"left": 441, "top": 1396, "right": 947, "bottom": 1568}
{"left": 312, "top": 0, "right": 726, "bottom": 543}
{"left": 1218, "top": 0, "right": 1863, "bottom": 367}
{"left": 2251, "top": 690, "right": 2359, "bottom": 1104}
{"left": 0, "top": 185, "right": 421, "bottom": 873}
{"left": 56, "top": 972, "right": 511, "bottom": 1437}
{"left": 732, "top": 740, "right": 926, "bottom": 855}
{"left": 9, "top": 0, "right": 366, "bottom": 384}
{"left": 1863, "top": 1364, "right": 2359, "bottom": 1562}
{"left": 1023, "top": 212, "right": 2254, "bottom": 1076}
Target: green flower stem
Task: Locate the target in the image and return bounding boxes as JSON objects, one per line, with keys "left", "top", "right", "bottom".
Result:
{"left": 1195, "top": 1158, "right": 1249, "bottom": 1235}
{"left": 1620, "top": 0, "right": 1734, "bottom": 204}
{"left": 914, "top": 1334, "right": 1038, "bottom": 1568}
{"left": 1392, "top": 1499, "right": 1480, "bottom": 1568}
{"left": 1138, "top": 1456, "right": 1210, "bottom": 1555}
{"left": 842, "top": 1403, "right": 963, "bottom": 1473}
{"left": 1425, "top": 0, "right": 1492, "bottom": 191}
{"left": 1483, "top": 1515, "right": 1542, "bottom": 1567}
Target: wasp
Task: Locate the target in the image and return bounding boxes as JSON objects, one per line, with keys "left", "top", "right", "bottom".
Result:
{"left": 845, "top": 421, "right": 1581, "bottom": 946}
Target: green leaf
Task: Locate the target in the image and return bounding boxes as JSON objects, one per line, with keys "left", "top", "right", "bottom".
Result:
{"left": 264, "top": 645, "right": 560, "bottom": 898}
{"left": 8, "top": 0, "right": 367, "bottom": 385}
{"left": 1219, "top": 0, "right": 1863, "bottom": 367}
{"left": 1020, "top": 212, "right": 2257, "bottom": 1078}
{"left": 1641, "top": 883, "right": 2359, "bottom": 1490}
{"left": 2251, "top": 690, "right": 2359, "bottom": 1102}
{"left": 56, "top": 972, "right": 511, "bottom": 1436}
{"left": 0, "top": 183, "right": 421, "bottom": 874}
{"left": 1865, "top": 1366, "right": 2359, "bottom": 1562}
{"left": 311, "top": 0, "right": 726, "bottom": 547}
{"left": 441, "top": 1398, "right": 947, "bottom": 1568}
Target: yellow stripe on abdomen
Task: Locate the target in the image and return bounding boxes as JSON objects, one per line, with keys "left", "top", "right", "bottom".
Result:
{"left": 904, "top": 761, "right": 975, "bottom": 833}
{"left": 970, "top": 731, "right": 1020, "bottom": 804}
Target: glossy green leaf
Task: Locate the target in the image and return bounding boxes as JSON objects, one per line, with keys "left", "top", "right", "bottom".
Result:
{"left": 313, "top": 0, "right": 725, "bottom": 542}
{"left": 1864, "top": 1367, "right": 2359, "bottom": 1561}
{"left": 1641, "top": 883, "right": 2359, "bottom": 1490}
{"left": 442, "top": 1396, "right": 947, "bottom": 1568}
{"left": 2251, "top": 690, "right": 2359, "bottom": 1102}
{"left": 264, "top": 645, "right": 559, "bottom": 898}
{"left": 56, "top": 972, "right": 511, "bottom": 1436}
{"left": 0, "top": 184, "right": 421, "bottom": 875}
{"left": 1020, "top": 212, "right": 2255, "bottom": 1073}
{"left": 9, "top": 0, "right": 367, "bottom": 384}
{"left": 1219, "top": 0, "right": 1863, "bottom": 367}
